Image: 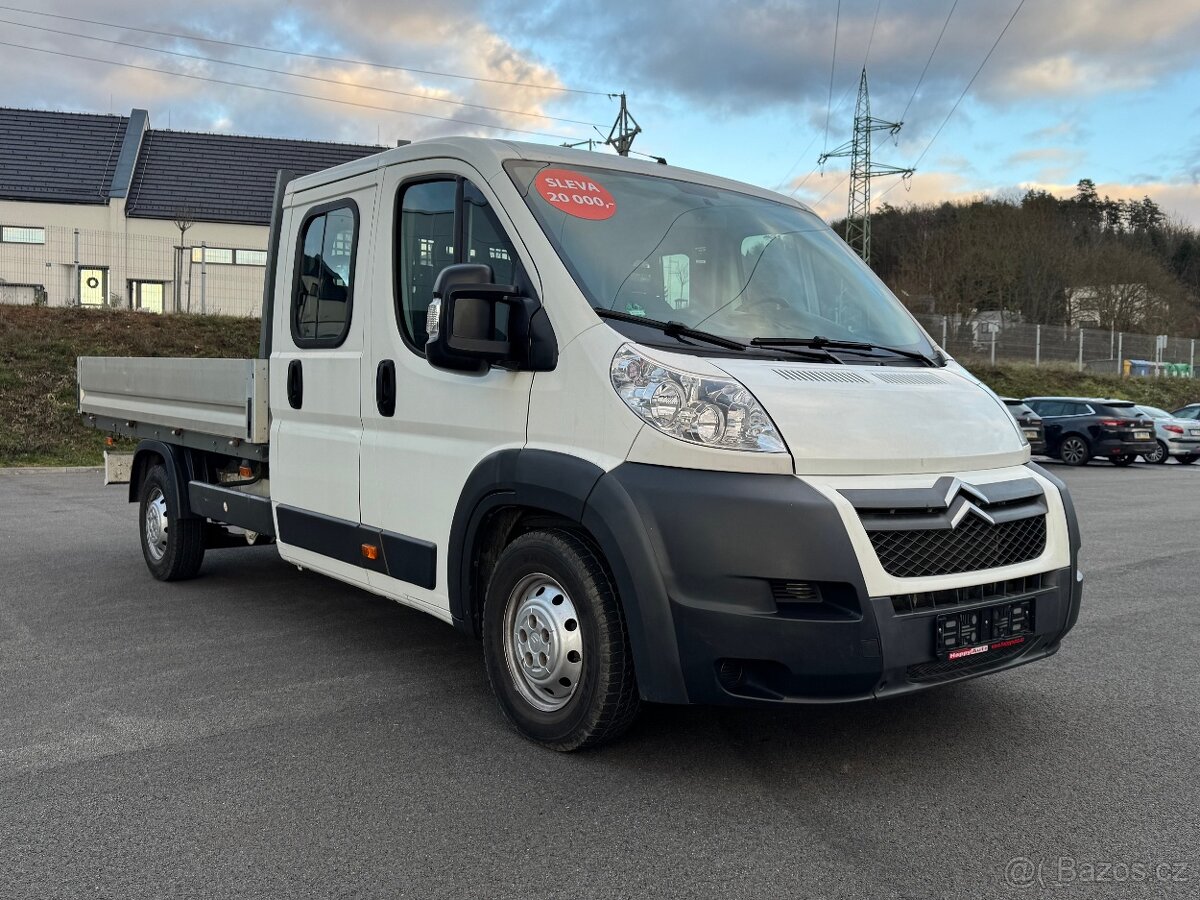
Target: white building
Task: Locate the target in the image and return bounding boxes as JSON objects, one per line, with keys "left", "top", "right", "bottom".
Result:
{"left": 0, "top": 107, "right": 380, "bottom": 315}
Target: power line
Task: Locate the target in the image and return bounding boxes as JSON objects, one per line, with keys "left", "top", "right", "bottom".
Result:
{"left": 0, "top": 17, "right": 602, "bottom": 128}
{"left": 0, "top": 39, "right": 586, "bottom": 142}
{"left": 0, "top": 3, "right": 611, "bottom": 97}
{"left": 898, "top": 0, "right": 958, "bottom": 124}
{"left": 782, "top": 0, "right": 886, "bottom": 189}
{"left": 862, "top": 0, "right": 883, "bottom": 69}
{"left": 876, "top": 0, "right": 1025, "bottom": 203}
{"left": 823, "top": 0, "right": 841, "bottom": 154}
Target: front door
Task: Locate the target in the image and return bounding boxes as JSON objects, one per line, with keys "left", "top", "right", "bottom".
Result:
{"left": 79, "top": 267, "right": 107, "bottom": 306}
{"left": 270, "top": 176, "right": 378, "bottom": 586}
{"left": 359, "top": 161, "right": 537, "bottom": 617}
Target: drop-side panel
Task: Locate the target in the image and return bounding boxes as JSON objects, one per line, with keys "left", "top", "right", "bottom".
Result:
{"left": 77, "top": 356, "right": 269, "bottom": 443}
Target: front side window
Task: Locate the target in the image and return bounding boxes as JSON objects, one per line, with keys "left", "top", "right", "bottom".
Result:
{"left": 292, "top": 204, "right": 357, "bottom": 346}
{"left": 506, "top": 161, "right": 932, "bottom": 357}
{"left": 396, "top": 178, "right": 523, "bottom": 349}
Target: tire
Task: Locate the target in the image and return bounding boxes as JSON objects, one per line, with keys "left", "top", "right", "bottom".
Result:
{"left": 1111, "top": 454, "right": 1136, "bottom": 467}
{"left": 1143, "top": 441, "right": 1168, "bottom": 464}
{"left": 1058, "top": 435, "right": 1091, "bottom": 466}
{"left": 1178, "top": 455, "right": 1198, "bottom": 465}
{"left": 138, "top": 464, "right": 205, "bottom": 581}
{"left": 482, "top": 529, "right": 640, "bottom": 751}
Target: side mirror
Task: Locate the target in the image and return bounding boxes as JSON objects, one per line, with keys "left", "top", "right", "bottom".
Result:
{"left": 425, "top": 264, "right": 557, "bottom": 373}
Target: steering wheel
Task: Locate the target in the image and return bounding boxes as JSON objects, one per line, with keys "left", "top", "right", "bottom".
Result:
{"left": 736, "top": 294, "right": 792, "bottom": 314}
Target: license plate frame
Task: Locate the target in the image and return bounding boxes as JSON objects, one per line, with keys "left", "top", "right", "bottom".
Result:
{"left": 1133, "top": 430, "right": 1151, "bottom": 441}
{"left": 935, "top": 599, "right": 1035, "bottom": 660}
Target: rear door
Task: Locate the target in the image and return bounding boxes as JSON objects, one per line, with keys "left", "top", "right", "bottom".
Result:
{"left": 359, "top": 160, "right": 536, "bottom": 616}
{"left": 270, "top": 175, "right": 379, "bottom": 585}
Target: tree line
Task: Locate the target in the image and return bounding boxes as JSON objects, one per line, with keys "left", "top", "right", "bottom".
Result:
{"left": 850, "top": 180, "right": 1200, "bottom": 335}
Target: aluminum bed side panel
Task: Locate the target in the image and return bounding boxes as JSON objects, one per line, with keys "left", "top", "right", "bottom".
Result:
{"left": 77, "top": 357, "right": 269, "bottom": 443}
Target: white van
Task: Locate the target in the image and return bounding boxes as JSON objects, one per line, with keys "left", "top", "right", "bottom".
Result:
{"left": 78, "top": 138, "right": 1082, "bottom": 750}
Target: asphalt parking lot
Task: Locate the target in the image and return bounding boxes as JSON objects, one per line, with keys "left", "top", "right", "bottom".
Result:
{"left": 1, "top": 462, "right": 1197, "bottom": 900}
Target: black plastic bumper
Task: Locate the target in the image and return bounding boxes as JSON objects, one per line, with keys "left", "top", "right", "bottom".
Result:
{"left": 585, "top": 462, "right": 1082, "bottom": 706}
{"left": 1094, "top": 437, "right": 1157, "bottom": 456}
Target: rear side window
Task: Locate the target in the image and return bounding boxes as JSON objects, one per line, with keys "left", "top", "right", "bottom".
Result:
{"left": 292, "top": 203, "right": 358, "bottom": 347}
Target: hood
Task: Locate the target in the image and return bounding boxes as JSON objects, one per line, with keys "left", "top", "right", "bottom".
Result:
{"left": 711, "top": 358, "right": 1028, "bottom": 476}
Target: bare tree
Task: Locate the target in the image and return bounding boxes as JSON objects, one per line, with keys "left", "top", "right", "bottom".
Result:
{"left": 172, "top": 208, "right": 195, "bottom": 313}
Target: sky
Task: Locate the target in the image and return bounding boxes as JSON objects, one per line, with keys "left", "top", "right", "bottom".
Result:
{"left": 2, "top": 0, "right": 1200, "bottom": 224}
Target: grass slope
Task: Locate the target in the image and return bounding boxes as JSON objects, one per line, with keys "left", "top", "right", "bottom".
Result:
{"left": 0, "top": 306, "right": 259, "bottom": 466}
{"left": 1, "top": 307, "right": 1198, "bottom": 466}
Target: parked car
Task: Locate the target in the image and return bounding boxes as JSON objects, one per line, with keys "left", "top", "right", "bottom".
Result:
{"left": 1171, "top": 403, "right": 1200, "bottom": 421}
{"left": 1001, "top": 398, "right": 1046, "bottom": 454}
{"left": 1133, "top": 405, "right": 1200, "bottom": 464}
{"left": 1024, "top": 397, "right": 1157, "bottom": 466}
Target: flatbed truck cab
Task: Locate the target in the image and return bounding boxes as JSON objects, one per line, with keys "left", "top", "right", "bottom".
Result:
{"left": 78, "top": 137, "right": 1082, "bottom": 750}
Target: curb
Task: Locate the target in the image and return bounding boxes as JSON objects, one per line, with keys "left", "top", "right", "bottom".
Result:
{"left": 0, "top": 466, "right": 103, "bottom": 475}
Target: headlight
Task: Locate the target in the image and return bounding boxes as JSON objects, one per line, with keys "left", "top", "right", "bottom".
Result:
{"left": 610, "top": 344, "right": 787, "bottom": 453}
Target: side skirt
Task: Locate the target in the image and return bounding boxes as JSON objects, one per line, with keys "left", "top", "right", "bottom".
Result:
{"left": 274, "top": 504, "right": 437, "bottom": 590}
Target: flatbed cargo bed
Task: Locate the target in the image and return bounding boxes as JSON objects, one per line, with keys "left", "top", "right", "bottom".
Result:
{"left": 78, "top": 357, "right": 270, "bottom": 458}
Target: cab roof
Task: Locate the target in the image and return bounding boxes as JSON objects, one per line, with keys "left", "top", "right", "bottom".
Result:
{"left": 285, "top": 135, "right": 814, "bottom": 214}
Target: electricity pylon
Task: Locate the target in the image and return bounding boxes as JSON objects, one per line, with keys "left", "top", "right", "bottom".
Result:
{"left": 605, "top": 93, "right": 641, "bottom": 157}
{"left": 818, "top": 68, "right": 914, "bottom": 263}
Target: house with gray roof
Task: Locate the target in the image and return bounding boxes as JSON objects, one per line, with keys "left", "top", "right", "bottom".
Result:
{"left": 0, "top": 107, "right": 381, "bottom": 313}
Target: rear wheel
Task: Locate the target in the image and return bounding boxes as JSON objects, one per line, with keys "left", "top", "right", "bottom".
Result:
{"left": 1142, "top": 441, "right": 1168, "bottom": 464}
{"left": 1059, "top": 435, "right": 1091, "bottom": 466}
{"left": 1178, "top": 454, "right": 1198, "bottom": 465}
{"left": 1111, "top": 454, "right": 1136, "bottom": 467}
{"left": 483, "top": 529, "right": 639, "bottom": 751}
{"left": 138, "top": 464, "right": 205, "bottom": 581}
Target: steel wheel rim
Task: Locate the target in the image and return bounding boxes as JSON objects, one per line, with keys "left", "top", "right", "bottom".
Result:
{"left": 1062, "top": 439, "right": 1085, "bottom": 464}
{"left": 502, "top": 573, "right": 584, "bottom": 713}
{"left": 144, "top": 487, "right": 169, "bottom": 561}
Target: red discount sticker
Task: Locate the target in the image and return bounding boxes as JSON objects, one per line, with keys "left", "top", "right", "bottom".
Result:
{"left": 534, "top": 168, "right": 616, "bottom": 220}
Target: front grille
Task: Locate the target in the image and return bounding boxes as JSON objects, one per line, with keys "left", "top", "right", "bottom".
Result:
{"left": 869, "top": 514, "right": 1046, "bottom": 578}
{"left": 891, "top": 573, "right": 1050, "bottom": 614}
{"left": 906, "top": 637, "right": 1035, "bottom": 683}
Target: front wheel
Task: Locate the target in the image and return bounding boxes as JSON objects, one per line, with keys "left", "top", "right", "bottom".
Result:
{"left": 1143, "top": 441, "right": 1168, "bottom": 464}
{"left": 138, "top": 464, "right": 205, "bottom": 581}
{"left": 1059, "top": 435, "right": 1091, "bottom": 466}
{"left": 483, "top": 529, "right": 639, "bottom": 751}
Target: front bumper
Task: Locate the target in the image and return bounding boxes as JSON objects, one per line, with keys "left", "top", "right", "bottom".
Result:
{"left": 585, "top": 462, "right": 1082, "bottom": 706}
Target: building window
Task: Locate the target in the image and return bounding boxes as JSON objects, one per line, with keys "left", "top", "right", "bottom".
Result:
{"left": 1, "top": 226, "right": 45, "bottom": 244}
{"left": 190, "top": 246, "right": 267, "bottom": 265}
{"left": 235, "top": 249, "right": 267, "bottom": 266}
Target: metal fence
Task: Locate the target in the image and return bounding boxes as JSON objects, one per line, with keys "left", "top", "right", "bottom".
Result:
{"left": 0, "top": 224, "right": 265, "bottom": 317}
{"left": 915, "top": 314, "right": 1199, "bottom": 377}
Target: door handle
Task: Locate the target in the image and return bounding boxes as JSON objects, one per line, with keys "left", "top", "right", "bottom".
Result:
{"left": 376, "top": 359, "right": 396, "bottom": 417}
{"left": 287, "top": 359, "right": 303, "bottom": 409}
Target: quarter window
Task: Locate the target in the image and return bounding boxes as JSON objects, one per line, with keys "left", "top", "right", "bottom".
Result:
{"left": 292, "top": 204, "right": 357, "bottom": 346}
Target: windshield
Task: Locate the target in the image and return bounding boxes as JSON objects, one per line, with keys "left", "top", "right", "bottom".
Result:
{"left": 506, "top": 161, "right": 932, "bottom": 355}
{"left": 1137, "top": 406, "right": 1169, "bottom": 418}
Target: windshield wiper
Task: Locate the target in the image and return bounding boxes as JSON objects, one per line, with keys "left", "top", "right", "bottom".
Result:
{"left": 593, "top": 308, "right": 748, "bottom": 351}
{"left": 750, "top": 336, "right": 939, "bottom": 367}
{"left": 594, "top": 308, "right": 843, "bottom": 363}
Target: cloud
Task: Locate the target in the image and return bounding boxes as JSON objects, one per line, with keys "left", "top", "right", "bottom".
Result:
{"left": 495, "top": 0, "right": 1200, "bottom": 141}
{"left": 0, "top": 0, "right": 595, "bottom": 147}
